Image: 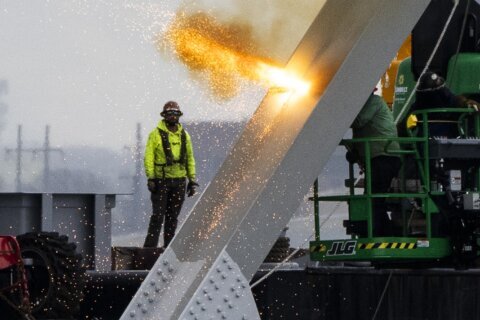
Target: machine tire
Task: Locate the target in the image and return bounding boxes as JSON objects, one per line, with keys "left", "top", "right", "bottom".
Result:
{"left": 16, "top": 232, "right": 86, "bottom": 319}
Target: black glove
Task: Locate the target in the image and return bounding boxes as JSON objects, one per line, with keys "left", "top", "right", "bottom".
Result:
{"left": 147, "top": 179, "right": 157, "bottom": 193}
{"left": 187, "top": 180, "right": 199, "bottom": 197}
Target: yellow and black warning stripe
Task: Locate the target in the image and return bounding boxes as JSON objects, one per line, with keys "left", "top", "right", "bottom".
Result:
{"left": 357, "top": 242, "right": 416, "bottom": 250}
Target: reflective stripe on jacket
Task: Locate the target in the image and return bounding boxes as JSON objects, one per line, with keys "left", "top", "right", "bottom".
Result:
{"left": 144, "top": 120, "right": 196, "bottom": 180}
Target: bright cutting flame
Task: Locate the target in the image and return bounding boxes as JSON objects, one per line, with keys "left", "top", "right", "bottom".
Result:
{"left": 256, "top": 62, "right": 310, "bottom": 97}
{"left": 162, "top": 13, "right": 310, "bottom": 99}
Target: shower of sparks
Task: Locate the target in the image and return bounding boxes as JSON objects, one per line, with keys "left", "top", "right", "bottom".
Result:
{"left": 160, "top": 12, "right": 310, "bottom": 100}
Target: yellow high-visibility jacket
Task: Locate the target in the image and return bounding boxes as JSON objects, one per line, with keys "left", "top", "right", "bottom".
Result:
{"left": 144, "top": 120, "right": 196, "bottom": 181}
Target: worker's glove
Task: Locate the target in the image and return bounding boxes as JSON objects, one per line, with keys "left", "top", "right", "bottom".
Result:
{"left": 187, "top": 180, "right": 199, "bottom": 197}
{"left": 467, "top": 101, "right": 479, "bottom": 112}
{"left": 147, "top": 179, "right": 157, "bottom": 193}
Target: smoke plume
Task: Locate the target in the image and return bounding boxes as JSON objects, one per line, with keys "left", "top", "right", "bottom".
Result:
{"left": 185, "top": 0, "right": 326, "bottom": 63}
{"left": 157, "top": 0, "right": 324, "bottom": 100}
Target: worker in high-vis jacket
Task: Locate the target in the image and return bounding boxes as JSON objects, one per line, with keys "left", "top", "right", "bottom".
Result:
{"left": 143, "top": 101, "right": 198, "bottom": 248}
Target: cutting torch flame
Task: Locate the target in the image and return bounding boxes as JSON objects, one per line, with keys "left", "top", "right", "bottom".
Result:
{"left": 256, "top": 62, "right": 310, "bottom": 96}
{"left": 163, "top": 13, "right": 311, "bottom": 99}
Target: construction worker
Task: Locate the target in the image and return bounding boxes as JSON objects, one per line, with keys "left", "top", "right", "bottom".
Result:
{"left": 409, "top": 72, "right": 479, "bottom": 206}
{"left": 411, "top": 71, "right": 479, "bottom": 137}
{"left": 348, "top": 92, "right": 401, "bottom": 236}
{"left": 143, "top": 101, "right": 198, "bottom": 248}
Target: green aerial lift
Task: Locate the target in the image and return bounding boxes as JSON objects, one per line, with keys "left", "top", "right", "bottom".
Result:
{"left": 310, "top": 53, "right": 480, "bottom": 267}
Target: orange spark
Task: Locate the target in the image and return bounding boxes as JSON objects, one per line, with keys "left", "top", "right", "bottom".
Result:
{"left": 161, "top": 12, "right": 310, "bottom": 100}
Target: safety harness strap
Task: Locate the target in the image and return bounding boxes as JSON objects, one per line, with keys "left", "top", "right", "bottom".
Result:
{"left": 156, "top": 128, "right": 187, "bottom": 170}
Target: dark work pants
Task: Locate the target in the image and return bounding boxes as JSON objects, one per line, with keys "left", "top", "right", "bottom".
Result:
{"left": 144, "top": 178, "right": 186, "bottom": 248}
{"left": 370, "top": 156, "right": 401, "bottom": 236}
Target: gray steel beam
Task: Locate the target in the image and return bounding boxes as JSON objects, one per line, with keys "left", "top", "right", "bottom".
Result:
{"left": 94, "top": 194, "right": 115, "bottom": 272}
{"left": 121, "top": 1, "right": 430, "bottom": 319}
{"left": 41, "top": 193, "right": 53, "bottom": 231}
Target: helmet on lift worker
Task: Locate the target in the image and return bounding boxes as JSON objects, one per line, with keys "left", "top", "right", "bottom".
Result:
{"left": 416, "top": 71, "right": 445, "bottom": 92}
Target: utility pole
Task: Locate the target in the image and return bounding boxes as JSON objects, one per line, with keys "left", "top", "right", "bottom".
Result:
{"left": 38, "top": 125, "right": 63, "bottom": 190}
{"left": 0, "top": 80, "right": 8, "bottom": 189}
{"left": 5, "top": 125, "right": 24, "bottom": 191}
{"left": 133, "top": 122, "right": 143, "bottom": 206}
{"left": 5, "top": 125, "right": 63, "bottom": 191}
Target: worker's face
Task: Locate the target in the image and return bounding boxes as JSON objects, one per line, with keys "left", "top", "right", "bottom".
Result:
{"left": 163, "top": 110, "right": 182, "bottom": 124}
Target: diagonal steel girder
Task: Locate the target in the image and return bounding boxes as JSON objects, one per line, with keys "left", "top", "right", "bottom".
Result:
{"left": 121, "top": 1, "right": 430, "bottom": 319}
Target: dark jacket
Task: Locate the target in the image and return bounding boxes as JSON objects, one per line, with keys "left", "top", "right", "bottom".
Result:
{"left": 410, "top": 87, "right": 464, "bottom": 121}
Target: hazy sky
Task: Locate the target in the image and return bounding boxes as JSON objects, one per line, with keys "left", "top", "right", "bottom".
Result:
{"left": 0, "top": 0, "right": 323, "bottom": 149}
